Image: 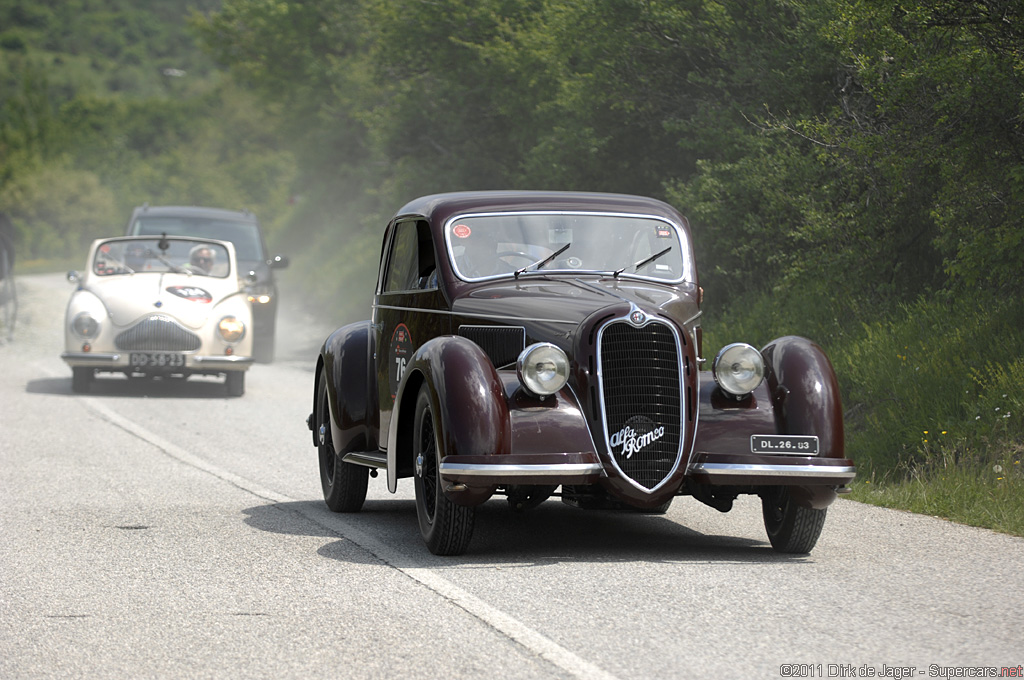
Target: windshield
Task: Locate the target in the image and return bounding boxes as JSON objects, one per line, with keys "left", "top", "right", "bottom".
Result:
{"left": 92, "top": 239, "right": 231, "bottom": 278}
{"left": 445, "top": 212, "right": 692, "bottom": 283}
{"left": 132, "top": 216, "right": 264, "bottom": 261}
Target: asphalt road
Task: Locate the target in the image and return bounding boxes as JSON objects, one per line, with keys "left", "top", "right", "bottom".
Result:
{"left": 2, "top": 273, "right": 1022, "bottom": 680}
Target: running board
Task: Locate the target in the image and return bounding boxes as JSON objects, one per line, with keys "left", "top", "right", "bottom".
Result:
{"left": 341, "top": 451, "right": 388, "bottom": 469}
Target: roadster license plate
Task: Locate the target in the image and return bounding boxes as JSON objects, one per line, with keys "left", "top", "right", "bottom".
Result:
{"left": 129, "top": 352, "right": 185, "bottom": 369}
{"left": 751, "top": 434, "right": 819, "bottom": 455}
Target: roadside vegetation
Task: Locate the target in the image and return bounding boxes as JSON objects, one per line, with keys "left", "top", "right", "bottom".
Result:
{"left": 2, "top": 0, "right": 1021, "bottom": 536}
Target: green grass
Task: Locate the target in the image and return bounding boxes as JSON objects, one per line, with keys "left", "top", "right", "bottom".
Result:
{"left": 850, "top": 447, "right": 1024, "bottom": 536}
{"left": 705, "top": 288, "right": 1024, "bottom": 538}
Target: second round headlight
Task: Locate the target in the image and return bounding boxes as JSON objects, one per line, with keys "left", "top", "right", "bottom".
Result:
{"left": 516, "top": 342, "right": 569, "bottom": 396}
{"left": 713, "top": 342, "right": 765, "bottom": 396}
{"left": 218, "top": 316, "right": 246, "bottom": 342}
{"left": 71, "top": 312, "right": 100, "bottom": 338}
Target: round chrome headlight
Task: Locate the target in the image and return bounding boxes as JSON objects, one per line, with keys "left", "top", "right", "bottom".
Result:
{"left": 516, "top": 342, "right": 569, "bottom": 397}
{"left": 218, "top": 316, "right": 246, "bottom": 343}
{"left": 71, "top": 312, "right": 100, "bottom": 339}
{"left": 713, "top": 343, "right": 765, "bottom": 396}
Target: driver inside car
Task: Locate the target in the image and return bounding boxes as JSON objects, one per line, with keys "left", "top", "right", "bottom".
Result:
{"left": 187, "top": 244, "right": 217, "bottom": 275}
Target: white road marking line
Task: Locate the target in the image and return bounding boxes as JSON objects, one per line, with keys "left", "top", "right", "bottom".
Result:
{"left": 72, "top": 389, "right": 621, "bottom": 680}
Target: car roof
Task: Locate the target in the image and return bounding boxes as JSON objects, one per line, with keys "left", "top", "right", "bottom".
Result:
{"left": 394, "top": 191, "right": 689, "bottom": 228}
{"left": 130, "top": 205, "right": 258, "bottom": 223}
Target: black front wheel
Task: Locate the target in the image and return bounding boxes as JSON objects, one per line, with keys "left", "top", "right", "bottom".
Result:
{"left": 413, "top": 385, "right": 474, "bottom": 555}
{"left": 761, "top": 486, "right": 827, "bottom": 554}
{"left": 71, "top": 367, "right": 92, "bottom": 394}
{"left": 225, "top": 371, "right": 245, "bottom": 397}
{"left": 253, "top": 329, "right": 275, "bottom": 363}
{"left": 317, "top": 367, "right": 368, "bottom": 512}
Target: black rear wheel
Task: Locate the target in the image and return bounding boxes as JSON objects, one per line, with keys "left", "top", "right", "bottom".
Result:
{"left": 413, "top": 385, "right": 474, "bottom": 555}
{"left": 317, "top": 367, "right": 368, "bottom": 512}
{"left": 761, "top": 486, "right": 827, "bottom": 554}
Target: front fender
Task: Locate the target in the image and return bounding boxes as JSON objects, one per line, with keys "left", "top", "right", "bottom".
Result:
{"left": 387, "top": 335, "right": 510, "bottom": 495}
{"left": 315, "top": 321, "right": 374, "bottom": 454}
{"left": 761, "top": 335, "right": 845, "bottom": 460}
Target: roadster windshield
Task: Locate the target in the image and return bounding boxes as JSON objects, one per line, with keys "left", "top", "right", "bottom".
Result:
{"left": 445, "top": 212, "right": 692, "bottom": 282}
{"left": 92, "top": 239, "right": 231, "bottom": 278}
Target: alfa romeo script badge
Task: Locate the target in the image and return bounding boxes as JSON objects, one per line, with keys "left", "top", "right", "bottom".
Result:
{"left": 610, "top": 415, "right": 665, "bottom": 459}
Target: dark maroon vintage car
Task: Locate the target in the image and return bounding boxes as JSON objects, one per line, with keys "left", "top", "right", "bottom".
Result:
{"left": 308, "top": 191, "right": 855, "bottom": 555}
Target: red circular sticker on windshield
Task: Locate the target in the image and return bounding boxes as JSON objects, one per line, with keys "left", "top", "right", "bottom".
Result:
{"left": 452, "top": 224, "right": 472, "bottom": 238}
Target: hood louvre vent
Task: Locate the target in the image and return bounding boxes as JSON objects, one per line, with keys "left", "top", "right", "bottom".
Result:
{"left": 459, "top": 325, "right": 526, "bottom": 368}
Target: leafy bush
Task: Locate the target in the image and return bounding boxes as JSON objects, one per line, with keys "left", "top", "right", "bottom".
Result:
{"left": 0, "top": 164, "right": 118, "bottom": 258}
{"left": 835, "top": 295, "right": 1024, "bottom": 476}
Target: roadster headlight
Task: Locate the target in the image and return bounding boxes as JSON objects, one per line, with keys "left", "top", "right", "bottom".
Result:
{"left": 713, "top": 343, "right": 765, "bottom": 396}
{"left": 517, "top": 342, "right": 569, "bottom": 397}
{"left": 218, "top": 316, "right": 246, "bottom": 343}
{"left": 71, "top": 312, "right": 100, "bottom": 339}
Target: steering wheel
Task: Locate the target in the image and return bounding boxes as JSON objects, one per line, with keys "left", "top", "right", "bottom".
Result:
{"left": 495, "top": 250, "right": 536, "bottom": 263}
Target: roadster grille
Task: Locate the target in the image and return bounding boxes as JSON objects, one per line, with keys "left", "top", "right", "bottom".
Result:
{"left": 115, "top": 316, "right": 201, "bottom": 351}
{"left": 598, "top": 320, "right": 683, "bottom": 490}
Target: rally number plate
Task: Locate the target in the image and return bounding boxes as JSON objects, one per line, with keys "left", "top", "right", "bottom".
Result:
{"left": 129, "top": 352, "right": 186, "bottom": 369}
{"left": 750, "top": 434, "right": 819, "bottom": 455}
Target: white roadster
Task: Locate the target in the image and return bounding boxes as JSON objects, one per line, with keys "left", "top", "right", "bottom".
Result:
{"left": 61, "top": 235, "right": 254, "bottom": 396}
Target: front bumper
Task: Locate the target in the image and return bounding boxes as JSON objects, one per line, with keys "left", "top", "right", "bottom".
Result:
{"left": 438, "top": 450, "right": 855, "bottom": 490}
{"left": 61, "top": 352, "right": 253, "bottom": 373}
{"left": 440, "top": 453, "right": 605, "bottom": 486}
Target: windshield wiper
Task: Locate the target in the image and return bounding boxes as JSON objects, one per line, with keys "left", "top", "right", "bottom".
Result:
{"left": 613, "top": 246, "right": 673, "bottom": 278}
{"left": 156, "top": 254, "right": 189, "bottom": 275}
{"left": 515, "top": 242, "right": 571, "bottom": 279}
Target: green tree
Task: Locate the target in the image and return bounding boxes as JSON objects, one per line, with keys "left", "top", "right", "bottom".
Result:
{"left": 814, "top": 0, "right": 1024, "bottom": 294}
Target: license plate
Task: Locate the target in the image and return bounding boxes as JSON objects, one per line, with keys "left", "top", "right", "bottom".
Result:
{"left": 129, "top": 352, "right": 186, "bottom": 369}
{"left": 751, "top": 434, "right": 819, "bottom": 455}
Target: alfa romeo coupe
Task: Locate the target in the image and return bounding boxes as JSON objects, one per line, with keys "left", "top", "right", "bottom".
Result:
{"left": 308, "top": 191, "right": 855, "bottom": 555}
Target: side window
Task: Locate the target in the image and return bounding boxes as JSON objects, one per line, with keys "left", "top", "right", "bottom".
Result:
{"left": 384, "top": 221, "right": 419, "bottom": 292}
{"left": 415, "top": 220, "right": 437, "bottom": 290}
{"left": 383, "top": 220, "right": 437, "bottom": 293}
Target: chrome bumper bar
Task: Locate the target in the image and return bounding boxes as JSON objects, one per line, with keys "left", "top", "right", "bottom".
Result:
{"left": 440, "top": 462, "right": 604, "bottom": 478}
{"left": 693, "top": 462, "right": 856, "bottom": 481}
{"left": 193, "top": 355, "right": 254, "bottom": 369}
{"left": 61, "top": 352, "right": 121, "bottom": 364}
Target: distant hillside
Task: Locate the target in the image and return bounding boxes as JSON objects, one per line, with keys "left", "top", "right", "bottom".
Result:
{"left": 0, "top": 0, "right": 223, "bottom": 101}
{"left": 0, "top": 0, "right": 296, "bottom": 262}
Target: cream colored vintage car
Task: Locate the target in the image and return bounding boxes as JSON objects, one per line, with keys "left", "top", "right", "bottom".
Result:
{"left": 62, "top": 235, "right": 254, "bottom": 396}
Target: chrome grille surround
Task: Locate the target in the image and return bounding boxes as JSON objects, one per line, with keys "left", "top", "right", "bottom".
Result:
{"left": 596, "top": 308, "right": 685, "bottom": 492}
{"left": 115, "top": 315, "right": 201, "bottom": 351}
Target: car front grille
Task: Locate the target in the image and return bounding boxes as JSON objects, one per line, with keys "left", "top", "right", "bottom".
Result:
{"left": 115, "top": 315, "right": 201, "bottom": 351}
{"left": 598, "top": 319, "right": 683, "bottom": 490}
